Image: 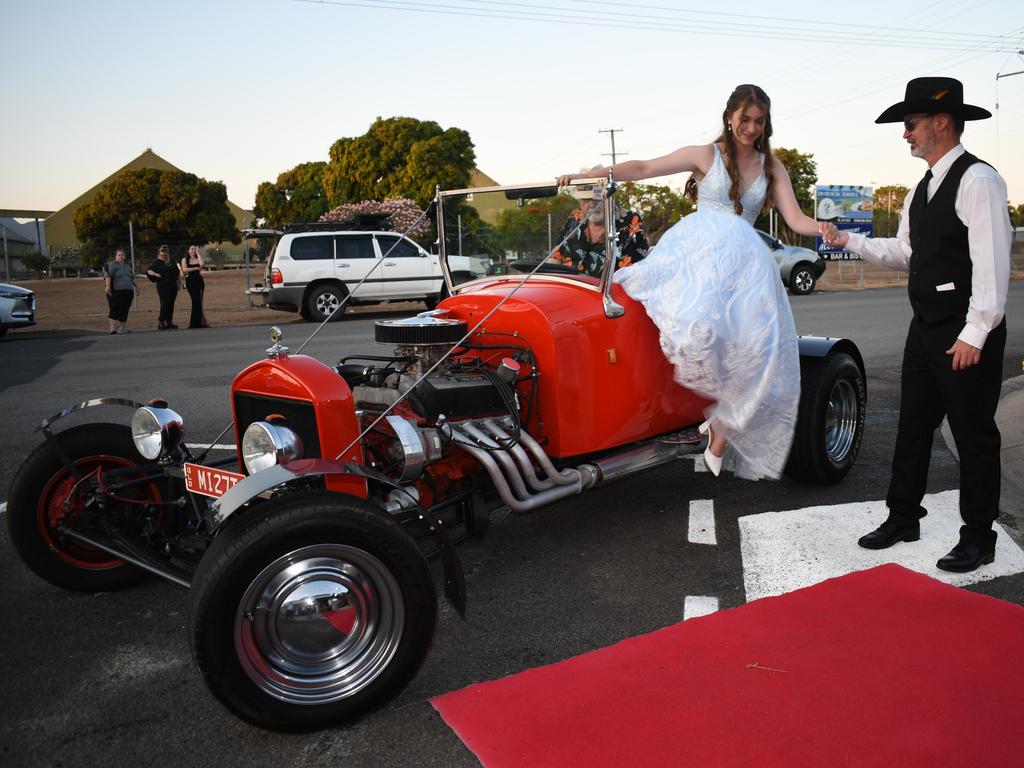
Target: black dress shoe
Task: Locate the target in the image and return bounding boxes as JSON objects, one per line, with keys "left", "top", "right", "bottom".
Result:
{"left": 857, "top": 520, "right": 920, "bottom": 550}
{"left": 936, "top": 542, "right": 995, "bottom": 573}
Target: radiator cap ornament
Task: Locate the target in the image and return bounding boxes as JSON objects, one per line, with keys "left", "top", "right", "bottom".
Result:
{"left": 266, "top": 326, "right": 289, "bottom": 358}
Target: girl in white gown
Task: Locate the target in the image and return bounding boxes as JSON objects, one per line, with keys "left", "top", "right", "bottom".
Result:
{"left": 558, "top": 84, "right": 825, "bottom": 479}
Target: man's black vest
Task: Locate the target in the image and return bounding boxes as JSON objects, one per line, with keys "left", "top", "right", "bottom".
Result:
{"left": 907, "top": 150, "right": 984, "bottom": 326}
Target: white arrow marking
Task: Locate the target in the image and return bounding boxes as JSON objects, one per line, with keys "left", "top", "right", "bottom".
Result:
{"left": 739, "top": 489, "right": 1024, "bottom": 602}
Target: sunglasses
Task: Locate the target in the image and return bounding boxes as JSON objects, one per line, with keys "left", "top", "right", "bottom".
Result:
{"left": 903, "top": 116, "right": 932, "bottom": 132}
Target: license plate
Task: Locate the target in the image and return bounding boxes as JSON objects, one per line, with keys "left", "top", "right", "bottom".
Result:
{"left": 184, "top": 463, "right": 245, "bottom": 499}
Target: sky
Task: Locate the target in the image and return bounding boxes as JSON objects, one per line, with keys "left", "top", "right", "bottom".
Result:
{"left": 2, "top": 0, "right": 1022, "bottom": 215}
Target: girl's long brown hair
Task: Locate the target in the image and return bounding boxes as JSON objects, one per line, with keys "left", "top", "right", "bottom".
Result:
{"left": 685, "top": 84, "right": 776, "bottom": 216}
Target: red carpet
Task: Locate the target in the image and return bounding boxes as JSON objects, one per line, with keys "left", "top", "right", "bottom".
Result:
{"left": 432, "top": 565, "right": 1024, "bottom": 767}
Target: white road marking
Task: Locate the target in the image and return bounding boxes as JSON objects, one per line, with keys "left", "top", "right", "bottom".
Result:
{"left": 683, "top": 595, "right": 720, "bottom": 621}
{"left": 184, "top": 443, "right": 236, "bottom": 450}
{"left": 687, "top": 499, "right": 717, "bottom": 544}
{"left": 739, "top": 489, "right": 1024, "bottom": 602}
{"left": 0, "top": 501, "right": 5, "bottom": 516}
{"left": 691, "top": 454, "right": 709, "bottom": 473}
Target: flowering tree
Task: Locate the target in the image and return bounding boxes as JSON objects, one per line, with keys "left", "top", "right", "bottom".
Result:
{"left": 320, "top": 198, "right": 432, "bottom": 239}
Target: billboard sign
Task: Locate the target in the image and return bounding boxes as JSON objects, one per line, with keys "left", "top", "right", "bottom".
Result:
{"left": 816, "top": 185, "right": 873, "bottom": 260}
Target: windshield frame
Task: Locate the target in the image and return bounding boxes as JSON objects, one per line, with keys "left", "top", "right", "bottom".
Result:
{"left": 435, "top": 176, "right": 625, "bottom": 317}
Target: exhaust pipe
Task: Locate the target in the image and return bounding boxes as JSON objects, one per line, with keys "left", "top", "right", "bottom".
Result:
{"left": 449, "top": 419, "right": 701, "bottom": 515}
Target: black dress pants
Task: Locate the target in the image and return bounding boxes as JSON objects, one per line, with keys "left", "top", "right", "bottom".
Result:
{"left": 885, "top": 316, "right": 1006, "bottom": 548}
{"left": 157, "top": 284, "right": 177, "bottom": 325}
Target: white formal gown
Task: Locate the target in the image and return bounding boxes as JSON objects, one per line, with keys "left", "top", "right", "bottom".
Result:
{"left": 614, "top": 145, "right": 799, "bottom": 480}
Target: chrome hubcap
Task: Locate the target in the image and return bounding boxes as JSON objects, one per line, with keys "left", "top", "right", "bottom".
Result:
{"left": 795, "top": 270, "right": 813, "bottom": 291}
{"left": 824, "top": 379, "right": 858, "bottom": 463}
{"left": 315, "top": 292, "right": 340, "bottom": 316}
{"left": 235, "top": 544, "right": 404, "bottom": 705}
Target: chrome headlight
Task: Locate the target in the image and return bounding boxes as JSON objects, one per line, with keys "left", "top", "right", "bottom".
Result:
{"left": 242, "top": 420, "right": 303, "bottom": 474}
{"left": 131, "top": 404, "right": 184, "bottom": 460}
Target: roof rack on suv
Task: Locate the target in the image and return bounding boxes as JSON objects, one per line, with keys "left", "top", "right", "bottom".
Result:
{"left": 282, "top": 214, "right": 391, "bottom": 234}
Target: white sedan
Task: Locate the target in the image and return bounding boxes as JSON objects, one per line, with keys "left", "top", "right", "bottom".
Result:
{"left": 0, "top": 283, "right": 36, "bottom": 337}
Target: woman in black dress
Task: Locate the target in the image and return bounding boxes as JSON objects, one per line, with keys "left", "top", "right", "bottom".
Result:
{"left": 180, "top": 245, "right": 209, "bottom": 328}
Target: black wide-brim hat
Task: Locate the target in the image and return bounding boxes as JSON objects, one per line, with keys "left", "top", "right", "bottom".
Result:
{"left": 875, "top": 76, "right": 991, "bottom": 123}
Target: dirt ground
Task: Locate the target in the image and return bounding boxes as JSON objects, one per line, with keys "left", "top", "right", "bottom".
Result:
{"left": 17, "top": 269, "right": 423, "bottom": 334}
{"left": 16, "top": 256, "right": 1024, "bottom": 335}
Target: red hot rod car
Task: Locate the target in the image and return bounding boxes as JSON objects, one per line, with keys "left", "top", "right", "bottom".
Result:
{"left": 6, "top": 179, "right": 865, "bottom": 731}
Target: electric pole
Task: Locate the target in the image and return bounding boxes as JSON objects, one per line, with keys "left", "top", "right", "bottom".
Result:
{"left": 599, "top": 128, "right": 626, "bottom": 165}
{"left": 995, "top": 62, "right": 1024, "bottom": 168}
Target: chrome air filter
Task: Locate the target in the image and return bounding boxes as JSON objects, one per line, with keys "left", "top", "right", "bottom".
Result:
{"left": 374, "top": 314, "right": 469, "bottom": 346}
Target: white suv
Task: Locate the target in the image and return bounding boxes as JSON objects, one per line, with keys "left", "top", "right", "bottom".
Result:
{"left": 255, "top": 230, "right": 445, "bottom": 321}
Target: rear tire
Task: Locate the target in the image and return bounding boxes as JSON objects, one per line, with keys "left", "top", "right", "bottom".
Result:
{"left": 6, "top": 423, "right": 154, "bottom": 591}
{"left": 785, "top": 352, "right": 865, "bottom": 484}
{"left": 789, "top": 263, "right": 817, "bottom": 295}
{"left": 189, "top": 492, "right": 436, "bottom": 732}
{"left": 305, "top": 284, "right": 347, "bottom": 322}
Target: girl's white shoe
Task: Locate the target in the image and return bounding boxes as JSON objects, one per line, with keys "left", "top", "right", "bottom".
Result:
{"left": 699, "top": 421, "right": 723, "bottom": 477}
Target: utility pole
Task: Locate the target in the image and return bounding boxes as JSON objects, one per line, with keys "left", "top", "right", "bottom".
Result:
{"left": 995, "top": 62, "right": 1024, "bottom": 168}
{"left": 599, "top": 128, "right": 626, "bottom": 165}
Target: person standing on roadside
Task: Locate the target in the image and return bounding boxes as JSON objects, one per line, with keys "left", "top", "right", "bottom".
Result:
{"left": 180, "top": 244, "right": 209, "bottom": 328}
{"left": 146, "top": 245, "right": 179, "bottom": 330}
{"left": 104, "top": 247, "right": 136, "bottom": 335}
{"left": 822, "top": 77, "right": 1011, "bottom": 573}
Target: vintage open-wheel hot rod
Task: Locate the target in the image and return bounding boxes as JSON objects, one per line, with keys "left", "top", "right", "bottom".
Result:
{"left": 6, "top": 178, "right": 865, "bottom": 731}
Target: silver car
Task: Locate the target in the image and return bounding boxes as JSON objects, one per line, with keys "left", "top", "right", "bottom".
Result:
{"left": 756, "top": 230, "right": 826, "bottom": 295}
{"left": 0, "top": 283, "right": 37, "bottom": 337}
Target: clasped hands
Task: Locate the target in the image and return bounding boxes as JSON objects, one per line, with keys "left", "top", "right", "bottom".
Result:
{"left": 819, "top": 221, "right": 847, "bottom": 248}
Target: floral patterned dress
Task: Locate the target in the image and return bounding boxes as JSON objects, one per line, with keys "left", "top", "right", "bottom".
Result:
{"left": 614, "top": 145, "right": 800, "bottom": 480}
{"left": 551, "top": 206, "right": 649, "bottom": 277}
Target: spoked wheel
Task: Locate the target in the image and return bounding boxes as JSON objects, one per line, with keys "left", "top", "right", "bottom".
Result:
{"left": 789, "top": 263, "right": 817, "bottom": 295}
{"left": 6, "top": 423, "right": 159, "bottom": 591}
{"left": 786, "top": 352, "right": 866, "bottom": 484}
{"left": 189, "top": 491, "right": 436, "bottom": 732}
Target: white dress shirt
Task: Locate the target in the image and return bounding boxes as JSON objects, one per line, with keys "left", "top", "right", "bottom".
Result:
{"left": 845, "top": 144, "right": 1011, "bottom": 349}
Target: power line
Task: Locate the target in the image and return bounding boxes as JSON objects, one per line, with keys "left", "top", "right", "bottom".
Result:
{"left": 292, "top": 0, "right": 1020, "bottom": 52}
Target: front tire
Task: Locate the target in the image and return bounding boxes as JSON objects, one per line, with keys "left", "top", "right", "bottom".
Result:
{"left": 424, "top": 283, "right": 450, "bottom": 310}
{"left": 189, "top": 492, "right": 437, "bottom": 732}
{"left": 789, "top": 263, "right": 817, "bottom": 295}
{"left": 785, "top": 352, "right": 865, "bottom": 484}
{"left": 6, "top": 423, "right": 155, "bottom": 591}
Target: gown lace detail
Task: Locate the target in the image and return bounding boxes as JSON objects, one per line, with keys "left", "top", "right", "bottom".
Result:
{"left": 614, "top": 145, "right": 799, "bottom": 480}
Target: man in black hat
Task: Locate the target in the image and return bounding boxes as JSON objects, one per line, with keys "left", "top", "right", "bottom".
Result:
{"left": 824, "top": 76, "right": 1012, "bottom": 573}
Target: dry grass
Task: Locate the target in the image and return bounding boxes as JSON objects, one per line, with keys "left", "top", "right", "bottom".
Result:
{"left": 17, "top": 253, "right": 1024, "bottom": 335}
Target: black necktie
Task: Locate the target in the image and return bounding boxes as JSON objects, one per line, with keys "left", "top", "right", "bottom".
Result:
{"left": 921, "top": 169, "right": 933, "bottom": 201}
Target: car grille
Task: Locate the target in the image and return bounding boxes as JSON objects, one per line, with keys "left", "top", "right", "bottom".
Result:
{"left": 233, "top": 392, "right": 321, "bottom": 460}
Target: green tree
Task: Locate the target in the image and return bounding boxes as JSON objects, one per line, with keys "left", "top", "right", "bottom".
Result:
{"left": 323, "top": 117, "right": 475, "bottom": 209}
{"left": 493, "top": 193, "right": 579, "bottom": 259}
{"left": 253, "top": 161, "right": 329, "bottom": 228}
{"left": 1008, "top": 202, "right": 1024, "bottom": 228}
{"left": 873, "top": 184, "right": 909, "bottom": 237}
{"left": 761, "top": 147, "right": 818, "bottom": 246}
{"left": 614, "top": 182, "right": 693, "bottom": 244}
{"left": 73, "top": 168, "right": 240, "bottom": 266}
{"left": 21, "top": 252, "right": 50, "bottom": 278}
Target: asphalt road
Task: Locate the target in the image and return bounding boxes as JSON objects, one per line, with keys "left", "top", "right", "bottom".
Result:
{"left": 1, "top": 285, "right": 1022, "bottom": 768}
